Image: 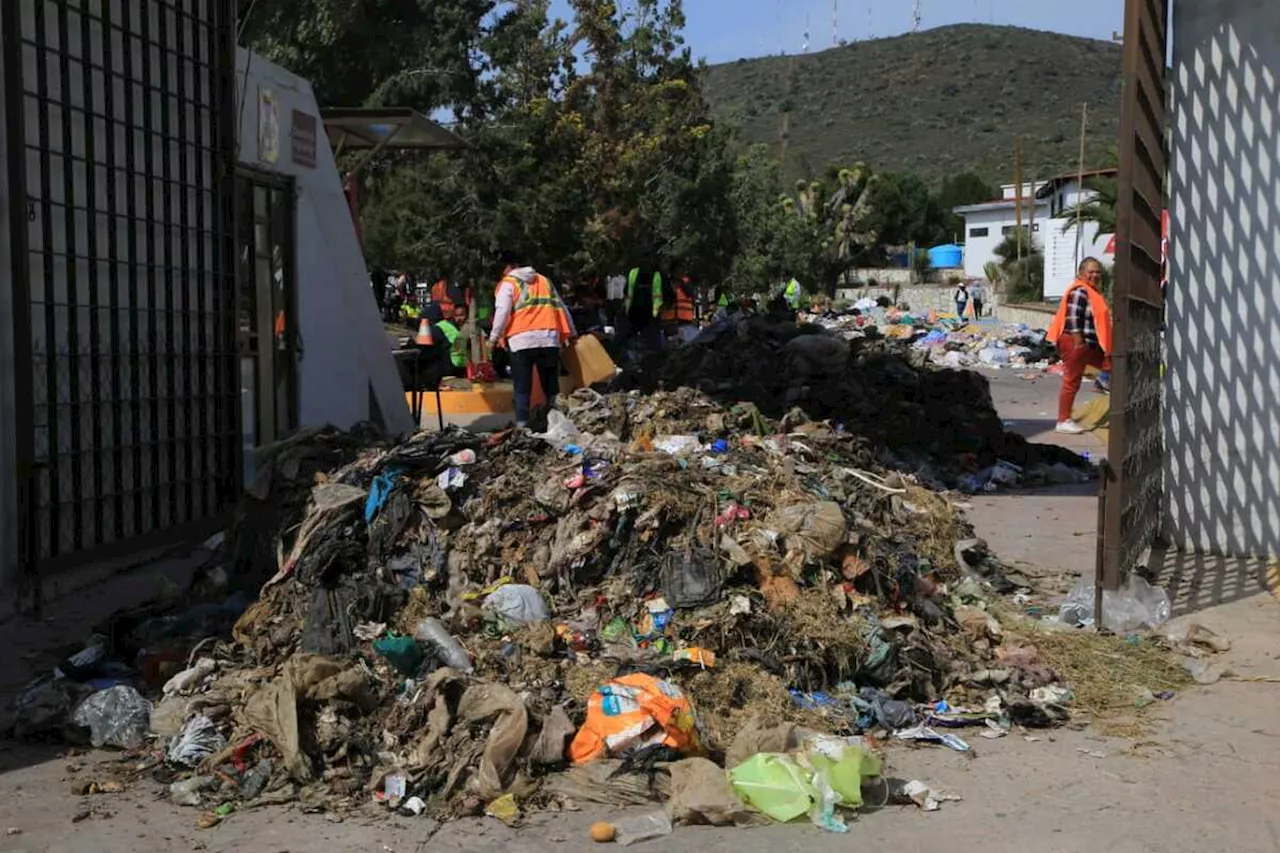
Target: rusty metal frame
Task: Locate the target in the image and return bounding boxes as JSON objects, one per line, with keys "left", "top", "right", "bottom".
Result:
{"left": 1100, "top": 0, "right": 1169, "bottom": 601}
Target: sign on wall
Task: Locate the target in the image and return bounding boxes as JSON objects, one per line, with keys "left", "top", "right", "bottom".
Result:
{"left": 292, "top": 110, "right": 317, "bottom": 168}
{"left": 258, "top": 87, "right": 280, "bottom": 165}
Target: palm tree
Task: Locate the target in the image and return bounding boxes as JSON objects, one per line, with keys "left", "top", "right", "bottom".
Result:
{"left": 1059, "top": 175, "right": 1118, "bottom": 235}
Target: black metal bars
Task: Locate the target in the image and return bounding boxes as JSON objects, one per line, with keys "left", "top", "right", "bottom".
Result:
{"left": 5, "top": 0, "right": 239, "bottom": 579}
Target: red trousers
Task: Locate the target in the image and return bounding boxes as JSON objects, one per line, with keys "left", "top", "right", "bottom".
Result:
{"left": 1057, "top": 335, "right": 1107, "bottom": 422}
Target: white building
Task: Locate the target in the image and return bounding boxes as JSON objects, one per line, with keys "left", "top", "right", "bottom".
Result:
{"left": 1035, "top": 170, "right": 1117, "bottom": 299}
{"left": 954, "top": 172, "right": 1117, "bottom": 298}
{"left": 952, "top": 181, "right": 1050, "bottom": 280}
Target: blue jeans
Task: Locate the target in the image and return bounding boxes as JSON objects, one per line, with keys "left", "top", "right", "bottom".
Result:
{"left": 510, "top": 347, "right": 561, "bottom": 425}
{"left": 956, "top": 300, "right": 968, "bottom": 318}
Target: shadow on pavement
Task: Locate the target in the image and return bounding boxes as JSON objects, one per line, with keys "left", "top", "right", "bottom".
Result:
{"left": 1148, "top": 547, "right": 1272, "bottom": 618}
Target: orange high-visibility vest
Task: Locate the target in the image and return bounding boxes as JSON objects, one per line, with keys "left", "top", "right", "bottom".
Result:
{"left": 431, "top": 279, "right": 455, "bottom": 314}
{"left": 660, "top": 283, "right": 696, "bottom": 324}
{"left": 500, "top": 274, "right": 572, "bottom": 343}
{"left": 1047, "top": 279, "right": 1113, "bottom": 355}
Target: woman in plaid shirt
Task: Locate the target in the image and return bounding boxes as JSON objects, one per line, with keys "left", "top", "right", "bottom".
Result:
{"left": 1046, "top": 258, "right": 1113, "bottom": 434}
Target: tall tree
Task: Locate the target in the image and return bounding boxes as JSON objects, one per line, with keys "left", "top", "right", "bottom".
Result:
{"left": 237, "top": 0, "right": 492, "bottom": 113}
{"left": 1058, "top": 176, "right": 1118, "bottom": 235}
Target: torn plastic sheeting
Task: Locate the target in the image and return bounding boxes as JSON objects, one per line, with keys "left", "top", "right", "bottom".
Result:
{"left": 726, "top": 718, "right": 802, "bottom": 769}
{"left": 1058, "top": 575, "right": 1171, "bottom": 632}
{"left": 71, "top": 685, "right": 152, "bottom": 750}
{"left": 568, "top": 674, "right": 701, "bottom": 765}
{"left": 543, "top": 760, "right": 668, "bottom": 806}
{"left": 766, "top": 502, "right": 848, "bottom": 567}
{"left": 613, "top": 810, "right": 673, "bottom": 846}
{"left": 240, "top": 656, "right": 373, "bottom": 782}
{"left": 666, "top": 757, "right": 757, "bottom": 827}
{"left": 167, "top": 714, "right": 227, "bottom": 767}
{"left": 528, "top": 705, "right": 575, "bottom": 766}
{"left": 532, "top": 410, "right": 583, "bottom": 452}
{"left": 894, "top": 724, "right": 970, "bottom": 752}
{"left": 456, "top": 682, "right": 529, "bottom": 799}
{"left": 263, "top": 483, "right": 367, "bottom": 588}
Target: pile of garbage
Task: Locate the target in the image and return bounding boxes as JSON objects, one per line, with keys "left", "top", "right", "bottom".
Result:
{"left": 802, "top": 303, "right": 1058, "bottom": 372}
{"left": 2, "top": 374, "right": 1095, "bottom": 835}
{"left": 643, "top": 315, "right": 1084, "bottom": 491}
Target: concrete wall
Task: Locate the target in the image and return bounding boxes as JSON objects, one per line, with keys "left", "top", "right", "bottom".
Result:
{"left": 235, "top": 50, "right": 413, "bottom": 435}
{"left": 0, "top": 9, "right": 16, "bottom": 598}
{"left": 1164, "top": 0, "right": 1280, "bottom": 558}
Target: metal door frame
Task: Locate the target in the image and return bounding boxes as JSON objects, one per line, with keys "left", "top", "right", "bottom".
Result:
{"left": 235, "top": 165, "right": 299, "bottom": 451}
{"left": 3, "top": 0, "right": 239, "bottom": 604}
{"left": 1100, "top": 0, "right": 1170, "bottom": 597}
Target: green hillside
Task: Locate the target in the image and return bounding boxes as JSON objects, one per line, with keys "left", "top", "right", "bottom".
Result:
{"left": 702, "top": 24, "right": 1122, "bottom": 185}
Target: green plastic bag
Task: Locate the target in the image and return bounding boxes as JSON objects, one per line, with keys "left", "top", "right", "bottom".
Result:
{"left": 728, "top": 753, "right": 817, "bottom": 823}
{"left": 728, "top": 737, "right": 882, "bottom": 831}
{"left": 373, "top": 635, "right": 424, "bottom": 676}
{"left": 804, "top": 735, "right": 882, "bottom": 808}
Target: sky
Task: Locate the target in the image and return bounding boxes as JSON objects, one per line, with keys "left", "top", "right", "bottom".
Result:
{"left": 547, "top": 0, "right": 1124, "bottom": 64}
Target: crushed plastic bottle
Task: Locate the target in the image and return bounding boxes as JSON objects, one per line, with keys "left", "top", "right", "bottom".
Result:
{"left": 414, "top": 618, "right": 473, "bottom": 672}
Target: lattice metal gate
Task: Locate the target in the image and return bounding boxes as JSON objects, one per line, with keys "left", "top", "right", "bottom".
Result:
{"left": 2, "top": 0, "right": 239, "bottom": 593}
{"left": 1101, "top": 0, "right": 1169, "bottom": 591}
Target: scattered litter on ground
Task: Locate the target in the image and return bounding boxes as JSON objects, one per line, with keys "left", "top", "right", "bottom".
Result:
{"left": 0, "top": 332, "right": 1153, "bottom": 837}
{"left": 899, "top": 780, "right": 961, "bottom": 812}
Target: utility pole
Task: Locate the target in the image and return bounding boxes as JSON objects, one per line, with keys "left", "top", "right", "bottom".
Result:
{"left": 1013, "top": 136, "right": 1023, "bottom": 262}
{"left": 1074, "top": 102, "right": 1089, "bottom": 268}
{"left": 1027, "top": 170, "right": 1037, "bottom": 254}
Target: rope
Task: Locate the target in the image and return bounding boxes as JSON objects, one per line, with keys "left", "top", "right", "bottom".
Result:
{"left": 842, "top": 467, "right": 908, "bottom": 495}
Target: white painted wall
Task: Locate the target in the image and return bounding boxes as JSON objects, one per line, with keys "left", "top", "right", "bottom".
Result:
{"left": 235, "top": 49, "right": 413, "bottom": 434}
{"left": 1164, "top": 0, "right": 1280, "bottom": 558}
{"left": 1043, "top": 219, "right": 1112, "bottom": 299}
{"left": 956, "top": 202, "right": 1050, "bottom": 279}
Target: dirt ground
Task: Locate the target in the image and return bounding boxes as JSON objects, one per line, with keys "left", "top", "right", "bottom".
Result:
{"left": 2, "top": 369, "right": 1277, "bottom": 853}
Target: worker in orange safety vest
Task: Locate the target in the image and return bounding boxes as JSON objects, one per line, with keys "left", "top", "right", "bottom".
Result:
{"left": 487, "top": 250, "right": 576, "bottom": 427}
{"left": 1046, "top": 256, "right": 1113, "bottom": 434}
{"left": 660, "top": 274, "right": 698, "bottom": 345}
{"left": 430, "top": 277, "right": 463, "bottom": 315}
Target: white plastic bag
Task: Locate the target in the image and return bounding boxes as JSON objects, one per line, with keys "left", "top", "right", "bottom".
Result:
{"left": 532, "top": 410, "right": 582, "bottom": 451}
{"left": 1058, "top": 575, "right": 1171, "bottom": 632}
{"left": 483, "top": 584, "right": 550, "bottom": 627}
{"left": 72, "top": 685, "right": 152, "bottom": 749}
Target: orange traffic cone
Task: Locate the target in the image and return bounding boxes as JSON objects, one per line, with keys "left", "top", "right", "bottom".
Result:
{"left": 415, "top": 318, "right": 433, "bottom": 346}
{"left": 530, "top": 367, "right": 547, "bottom": 409}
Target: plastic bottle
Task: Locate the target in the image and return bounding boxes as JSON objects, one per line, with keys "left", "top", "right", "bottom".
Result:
{"left": 414, "top": 618, "right": 473, "bottom": 672}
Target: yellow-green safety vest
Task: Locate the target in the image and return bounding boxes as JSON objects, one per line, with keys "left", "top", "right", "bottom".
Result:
{"left": 626, "top": 268, "right": 663, "bottom": 318}
{"left": 436, "top": 320, "right": 467, "bottom": 368}
{"left": 784, "top": 279, "right": 801, "bottom": 309}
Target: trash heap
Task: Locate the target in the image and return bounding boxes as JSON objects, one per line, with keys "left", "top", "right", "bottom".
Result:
{"left": 644, "top": 316, "right": 1085, "bottom": 491}
{"left": 4, "top": 366, "right": 1096, "bottom": 834}
{"left": 802, "top": 305, "right": 1058, "bottom": 371}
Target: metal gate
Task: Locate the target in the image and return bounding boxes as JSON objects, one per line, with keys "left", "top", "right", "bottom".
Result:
{"left": 1101, "top": 0, "right": 1169, "bottom": 591}
{"left": 2, "top": 0, "right": 239, "bottom": 593}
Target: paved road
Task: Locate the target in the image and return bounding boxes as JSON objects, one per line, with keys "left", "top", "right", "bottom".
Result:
{"left": 2, "top": 368, "right": 1277, "bottom": 853}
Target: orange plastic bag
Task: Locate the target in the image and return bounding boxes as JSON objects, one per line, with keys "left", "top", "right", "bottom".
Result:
{"left": 568, "top": 673, "right": 702, "bottom": 765}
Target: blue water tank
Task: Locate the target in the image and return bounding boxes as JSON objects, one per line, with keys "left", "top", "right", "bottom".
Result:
{"left": 928, "top": 244, "right": 963, "bottom": 269}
